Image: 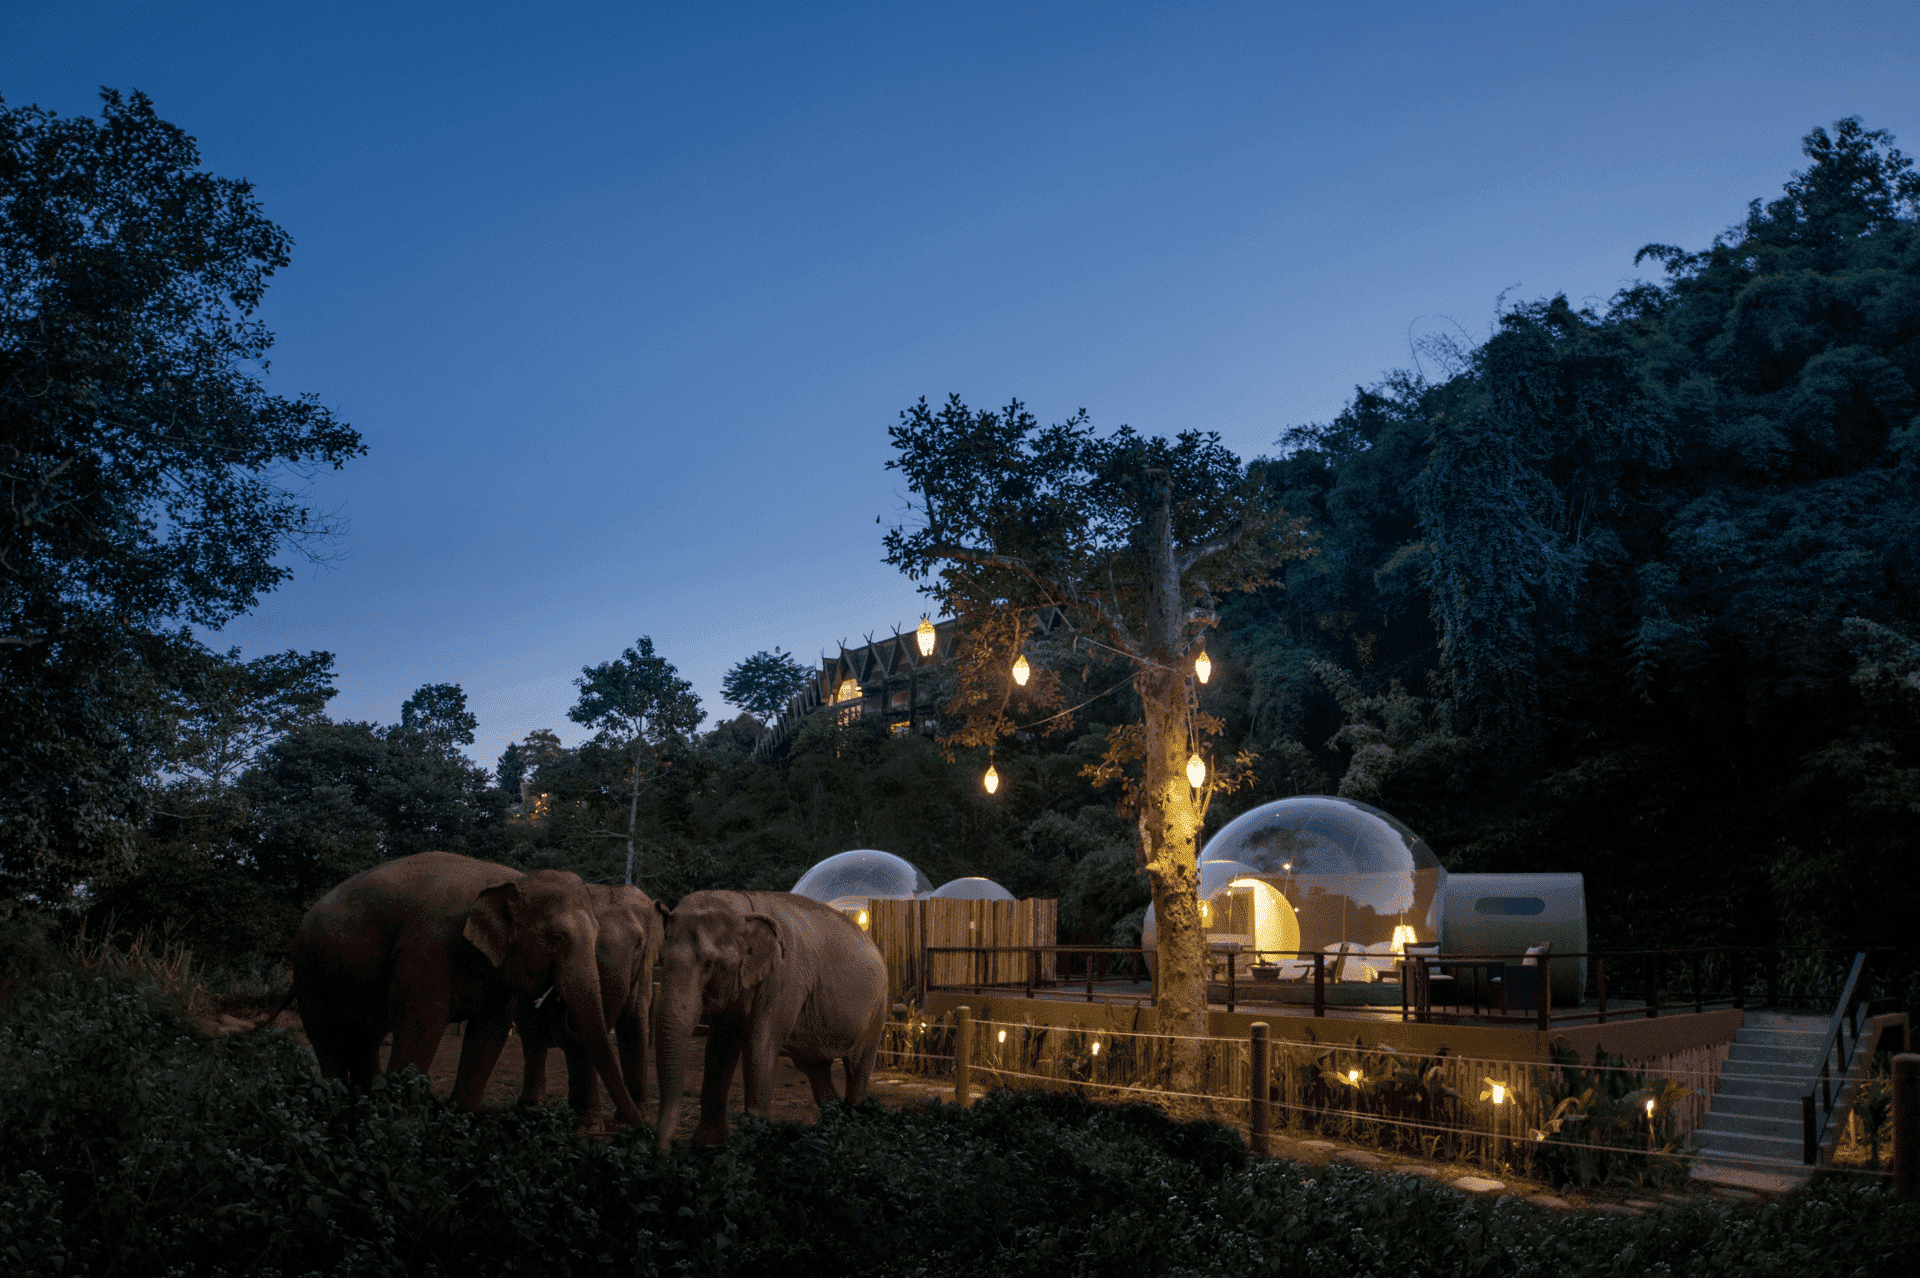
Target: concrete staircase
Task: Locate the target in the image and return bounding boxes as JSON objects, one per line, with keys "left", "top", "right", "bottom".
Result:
{"left": 1689, "top": 1011, "right": 1847, "bottom": 1192}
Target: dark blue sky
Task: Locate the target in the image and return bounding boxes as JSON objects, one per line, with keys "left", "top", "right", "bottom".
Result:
{"left": 5, "top": 2, "right": 1915, "bottom": 770}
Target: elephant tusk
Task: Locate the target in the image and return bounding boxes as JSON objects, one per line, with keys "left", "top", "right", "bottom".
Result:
{"left": 533, "top": 985, "right": 556, "bottom": 1009}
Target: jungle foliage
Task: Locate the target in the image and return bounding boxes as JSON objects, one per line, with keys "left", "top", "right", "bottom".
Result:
{"left": 0, "top": 947, "right": 1911, "bottom": 1278}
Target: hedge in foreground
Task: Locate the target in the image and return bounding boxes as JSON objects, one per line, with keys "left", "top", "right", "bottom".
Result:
{"left": 1, "top": 966, "right": 1914, "bottom": 1277}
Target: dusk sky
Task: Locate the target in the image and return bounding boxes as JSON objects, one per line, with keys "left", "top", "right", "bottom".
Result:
{"left": 4, "top": 2, "right": 1915, "bottom": 773}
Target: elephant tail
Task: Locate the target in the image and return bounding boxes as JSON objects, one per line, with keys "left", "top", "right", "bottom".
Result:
{"left": 252, "top": 983, "right": 298, "bottom": 1031}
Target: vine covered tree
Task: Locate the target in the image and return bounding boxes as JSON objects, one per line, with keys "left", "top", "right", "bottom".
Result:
{"left": 569, "top": 637, "right": 703, "bottom": 884}
{"left": 884, "top": 396, "right": 1313, "bottom": 1090}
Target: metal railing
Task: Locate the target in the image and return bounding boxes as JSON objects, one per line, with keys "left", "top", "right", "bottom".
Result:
{"left": 922, "top": 943, "right": 1901, "bottom": 1030}
{"left": 1802, "top": 949, "right": 1870, "bottom": 1164}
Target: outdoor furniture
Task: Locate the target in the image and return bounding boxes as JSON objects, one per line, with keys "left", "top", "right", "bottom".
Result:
{"left": 1402, "top": 943, "right": 1457, "bottom": 1019}
{"left": 1495, "top": 942, "right": 1551, "bottom": 1013}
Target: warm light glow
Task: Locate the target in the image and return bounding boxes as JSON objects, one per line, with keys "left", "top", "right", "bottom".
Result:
{"left": 1091, "top": 1041, "right": 1101, "bottom": 1055}
{"left": 1186, "top": 753, "right": 1207, "bottom": 788}
{"left": 1645, "top": 1098, "right": 1656, "bottom": 1116}
{"left": 984, "top": 765, "right": 1000, "bottom": 794}
{"left": 1392, "top": 925, "right": 1418, "bottom": 954}
{"left": 916, "top": 616, "right": 936, "bottom": 658}
{"left": 856, "top": 910, "right": 869, "bottom": 928}
{"left": 998, "top": 1029, "right": 1007, "bottom": 1043}
{"left": 1347, "top": 1069, "right": 1361, "bottom": 1085}
{"left": 1490, "top": 1082, "right": 1507, "bottom": 1105}
{"left": 1012, "top": 653, "right": 1030, "bottom": 686}
{"left": 835, "top": 677, "right": 860, "bottom": 704}
{"left": 1198, "top": 900, "right": 1211, "bottom": 925}
{"left": 1194, "top": 651, "right": 1211, "bottom": 684}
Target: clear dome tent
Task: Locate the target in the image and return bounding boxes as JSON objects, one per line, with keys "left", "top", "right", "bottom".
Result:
{"left": 927, "top": 876, "right": 1016, "bottom": 901}
{"left": 1142, "top": 797, "right": 1446, "bottom": 999}
{"left": 790, "top": 850, "right": 934, "bottom": 922}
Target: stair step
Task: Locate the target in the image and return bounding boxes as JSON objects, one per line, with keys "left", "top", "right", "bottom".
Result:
{"left": 1725, "top": 1043, "right": 1822, "bottom": 1066}
{"left": 1713, "top": 1094, "right": 1802, "bottom": 1121}
{"left": 1732, "top": 1027, "right": 1827, "bottom": 1048}
{"left": 1715, "top": 1078, "right": 1809, "bottom": 1103}
{"left": 1693, "top": 1128, "right": 1806, "bottom": 1161}
{"left": 1702, "top": 1112, "right": 1802, "bottom": 1139}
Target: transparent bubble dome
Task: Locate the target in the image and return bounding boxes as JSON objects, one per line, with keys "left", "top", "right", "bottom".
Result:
{"left": 1145, "top": 796, "right": 1446, "bottom": 960}
{"left": 927, "top": 876, "right": 1016, "bottom": 901}
{"left": 790, "top": 849, "right": 934, "bottom": 904}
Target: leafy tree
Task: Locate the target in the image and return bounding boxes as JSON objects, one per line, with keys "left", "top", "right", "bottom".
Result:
{"left": 390, "top": 682, "right": 478, "bottom": 756}
{"left": 495, "top": 742, "right": 527, "bottom": 803}
{"left": 883, "top": 395, "right": 1313, "bottom": 1089}
{"left": 721, "top": 648, "right": 813, "bottom": 724}
{"left": 0, "top": 89, "right": 362, "bottom": 897}
{"left": 163, "top": 647, "right": 337, "bottom": 797}
{"left": 568, "top": 637, "right": 703, "bottom": 885}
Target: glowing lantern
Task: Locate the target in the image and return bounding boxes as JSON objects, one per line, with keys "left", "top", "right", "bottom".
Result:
{"left": 1488, "top": 1080, "right": 1507, "bottom": 1105}
{"left": 1186, "top": 753, "right": 1207, "bottom": 788}
{"left": 997, "top": 1029, "right": 1007, "bottom": 1043}
{"left": 1347, "top": 1068, "right": 1361, "bottom": 1085}
{"left": 984, "top": 765, "right": 1000, "bottom": 794}
{"left": 1012, "top": 654, "right": 1030, "bottom": 686}
{"left": 1392, "top": 925, "right": 1418, "bottom": 955}
{"left": 1194, "top": 651, "right": 1212, "bottom": 684}
{"left": 856, "top": 910, "right": 869, "bottom": 928}
{"left": 1645, "top": 1098, "right": 1656, "bottom": 1116}
{"left": 1091, "top": 1041, "right": 1101, "bottom": 1056}
{"left": 916, "top": 616, "right": 936, "bottom": 658}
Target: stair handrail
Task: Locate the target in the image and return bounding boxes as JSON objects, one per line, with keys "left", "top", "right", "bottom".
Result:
{"left": 1800, "top": 948, "right": 1868, "bottom": 1164}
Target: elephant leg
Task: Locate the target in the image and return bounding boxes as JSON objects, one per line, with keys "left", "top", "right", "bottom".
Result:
{"left": 842, "top": 1044, "right": 877, "bottom": 1106}
{"left": 450, "top": 1001, "right": 514, "bottom": 1110}
{"left": 309, "top": 1013, "right": 381, "bottom": 1089}
{"left": 738, "top": 1019, "right": 786, "bottom": 1119}
{"left": 614, "top": 1010, "right": 647, "bottom": 1108}
{"left": 695, "top": 1023, "right": 744, "bottom": 1145}
{"left": 561, "top": 1037, "right": 597, "bottom": 1114}
{"left": 797, "top": 1058, "right": 838, "bottom": 1109}
{"left": 518, "top": 1020, "right": 553, "bottom": 1108}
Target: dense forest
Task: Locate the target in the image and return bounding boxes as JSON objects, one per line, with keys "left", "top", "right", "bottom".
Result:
{"left": 6, "top": 98, "right": 1915, "bottom": 986}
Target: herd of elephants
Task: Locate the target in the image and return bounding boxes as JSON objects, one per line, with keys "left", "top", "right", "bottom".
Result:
{"left": 269, "top": 851, "right": 890, "bottom": 1149}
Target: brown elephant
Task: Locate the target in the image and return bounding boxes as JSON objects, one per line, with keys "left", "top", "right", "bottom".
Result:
{"left": 654, "top": 890, "right": 888, "bottom": 1149}
{"left": 513, "top": 881, "right": 660, "bottom": 1119}
{"left": 285, "top": 851, "right": 648, "bottom": 1127}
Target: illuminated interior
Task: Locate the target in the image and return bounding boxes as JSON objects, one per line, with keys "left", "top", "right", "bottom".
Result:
{"left": 791, "top": 848, "right": 934, "bottom": 910}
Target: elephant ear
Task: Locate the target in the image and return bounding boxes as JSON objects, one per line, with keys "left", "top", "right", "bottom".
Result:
{"left": 738, "top": 913, "right": 784, "bottom": 991}
{"left": 463, "top": 882, "right": 521, "bottom": 968}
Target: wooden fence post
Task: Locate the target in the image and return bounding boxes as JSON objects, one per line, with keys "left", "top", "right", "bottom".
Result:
{"left": 954, "top": 1006, "right": 973, "bottom": 1108}
{"left": 1893, "top": 1052, "right": 1918, "bottom": 1201}
{"left": 1250, "top": 1022, "right": 1270, "bottom": 1158}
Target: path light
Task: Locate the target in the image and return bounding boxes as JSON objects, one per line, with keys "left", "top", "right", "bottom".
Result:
{"left": 1012, "top": 653, "right": 1030, "bottom": 686}
{"left": 984, "top": 764, "right": 1000, "bottom": 794}
{"left": 1194, "top": 650, "right": 1211, "bottom": 684}
{"left": 1186, "top": 753, "right": 1207, "bottom": 788}
{"left": 1347, "top": 1068, "right": 1361, "bottom": 1085}
{"left": 1489, "top": 1081, "right": 1507, "bottom": 1105}
{"left": 1645, "top": 1098, "right": 1656, "bottom": 1116}
{"left": 1091, "top": 1041, "right": 1101, "bottom": 1056}
{"left": 998, "top": 1029, "right": 1007, "bottom": 1043}
{"left": 916, "top": 616, "right": 936, "bottom": 658}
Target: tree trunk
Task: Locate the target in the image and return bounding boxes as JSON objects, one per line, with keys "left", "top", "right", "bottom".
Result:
{"left": 624, "top": 738, "right": 642, "bottom": 886}
{"left": 1138, "top": 473, "right": 1207, "bottom": 1110}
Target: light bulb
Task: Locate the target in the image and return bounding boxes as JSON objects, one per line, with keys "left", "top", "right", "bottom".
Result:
{"left": 1645, "top": 1098, "right": 1655, "bottom": 1116}
{"left": 1194, "top": 651, "right": 1211, "bottom": 684}
{"left": 1186, "top": 753, "right": 1207, "bottom": 788}
{"left": 916, "top": 616, "right": 936, "bottom": 658}
{"left": 984, "top": 765, "right": 999, "bottom": 794}
{"left": 998, "top": 1029, "right": 1007, "bottom": 1043}
{"left": 1489, "top": 1081, "right": 1506, "bottom": 1105}
{"left": 1012, "top": 653, "right": 1030, "bottom": 686}
{"left": 1348, "top": 1069, "right": 1360, "bottom": 1085}
{"left": 1091, "top": 1042, "right": 1101, "bottom": 1056}
{"left": 857, "top": 910, "right": 869, "bottom": 928}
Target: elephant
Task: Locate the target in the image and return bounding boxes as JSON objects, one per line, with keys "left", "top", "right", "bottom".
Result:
{"left": 513, "top": 881, "right": 660, "bottom": 1120}
{"left": 654, "top": 889, "right": 889, "bottom": 1149}
{"left": 285, "top": 851, "right": 649, "bottom": 1127}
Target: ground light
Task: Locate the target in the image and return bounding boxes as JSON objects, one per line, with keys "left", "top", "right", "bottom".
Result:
{"left": 916, "top": 616, "right": 936, "bottom": 657}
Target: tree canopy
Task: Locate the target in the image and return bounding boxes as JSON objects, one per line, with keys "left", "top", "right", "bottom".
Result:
{"left": 722, "top": 648, "right": 812, "bottom": 724}
{"left": 0, "top": 90, "right": 361, "bottom": 897}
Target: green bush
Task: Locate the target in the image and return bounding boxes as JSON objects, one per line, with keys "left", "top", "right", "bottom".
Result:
{"left": 1, "top": 963, "right": 1913, "bottom": 1276}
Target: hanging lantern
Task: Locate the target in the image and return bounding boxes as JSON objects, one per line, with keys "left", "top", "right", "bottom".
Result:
{"left": 1012, "top": 653, "right": 1030, "bottom": 686}
{"left": 1185, "top": 753, "right": 1207, "bottom": 788}
{"left": 916, "top": 615, "right": 936, "bottom": 658}
{"left": 1194, "top": 650, "right": 1212, "bottom": 684}
{"left": 984, "top": 764, "right": 1000, "bottom": 794}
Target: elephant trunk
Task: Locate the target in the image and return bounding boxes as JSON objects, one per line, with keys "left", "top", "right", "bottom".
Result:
{"left": 653, "top": 974, "right": 702, "bottom": 1150}
{"left": 558, "top": 949, "right": 648, "bottom": 1129}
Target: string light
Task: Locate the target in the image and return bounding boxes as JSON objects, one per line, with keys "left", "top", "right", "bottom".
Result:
{"left": 916, "top": 616, "right": 936, "bottom": 658}
{"left": 1194, "top": 651, "right": 1211, "bottom": 684}
{"left": 1186, "top": 753, "right": 1207, "bottom": 788}
{"left": 1012, "top": 654, "right": 1030, "bottom": 686}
